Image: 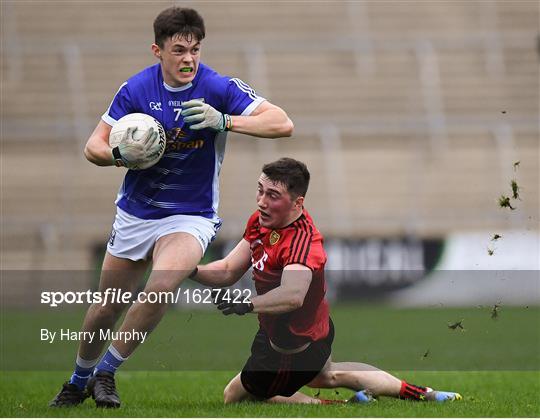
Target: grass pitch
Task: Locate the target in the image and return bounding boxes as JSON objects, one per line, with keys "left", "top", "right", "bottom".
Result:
{"left": 1, "top": 370, "right": 539, "bottom": 417}
{"left": 1, "top": 305, "right": 538, "bottom": 417}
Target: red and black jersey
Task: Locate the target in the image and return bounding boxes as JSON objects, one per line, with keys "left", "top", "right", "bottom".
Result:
{"left": 243, "top": 209, "right": 330, "bottom": 348}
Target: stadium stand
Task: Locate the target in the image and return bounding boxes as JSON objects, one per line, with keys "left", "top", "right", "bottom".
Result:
{"left": 1, "top": 1, "right": 538, "bottom": 279}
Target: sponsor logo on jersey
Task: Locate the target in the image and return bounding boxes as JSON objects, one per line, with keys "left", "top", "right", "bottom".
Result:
{"left": 166, "top": 139, "right": 205, "bottom": 151}
{"left": 250, "top": 239, "right": 268, "bottom": 271}
{"left": 270, "top": 231, "right": 280, "bottom": 245}
{"left": 149, "top": 101, "right": 162, "bottom": 111}
{"left": 167, "top": 128, "right": 188, "bottom": 141}
{"left": 165, "top": 128, "right": 205, "bottom": 152}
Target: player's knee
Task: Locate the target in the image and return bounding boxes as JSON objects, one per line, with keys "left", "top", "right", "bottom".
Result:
{"left": 223, "top": 385, "right": 236, "bottom": 404}
{"left": 318, "top": 370, "right": 338, "bottom": 388}
{"left": 145, "top": 284, "right": 175, "bottom": 296}
{"left": 145, "top": 275, "right": 182, "bottom": 295}
{"left": 223, "top": 377, "right": 246, "bottom": 404}
{"left": 92, "top": 302, "right": 124, "bottom": 322}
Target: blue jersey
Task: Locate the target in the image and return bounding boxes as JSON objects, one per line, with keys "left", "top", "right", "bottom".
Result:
{"left": 102, "top": 63, "right": 265, "bottom": 220}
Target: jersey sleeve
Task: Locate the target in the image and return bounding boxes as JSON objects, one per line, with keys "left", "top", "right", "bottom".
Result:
{"left": 224, "top": 78, "right": 266, "bottom": 116}
{"left": 243, "top": 211, "right": 260, "bottom": 241}
{"left": 280, "top": 227, "right": 326, "bottom": 271}
{"left": 101, "top": 82, "right": 136, "bottom": 126}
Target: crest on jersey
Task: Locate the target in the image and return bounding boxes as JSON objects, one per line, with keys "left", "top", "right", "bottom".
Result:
{"left": 167, "top": 127, "right": 187, "bottom": 141}
{"left": 269, "top": 231, "right": 280, "bottom": 245}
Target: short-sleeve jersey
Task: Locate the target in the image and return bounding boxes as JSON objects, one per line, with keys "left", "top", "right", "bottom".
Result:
{"left": 103, "top": 63, "right": 265, "bottom": 220}
{"left": 243, "top": 209, "right": 330, "bottom": 348}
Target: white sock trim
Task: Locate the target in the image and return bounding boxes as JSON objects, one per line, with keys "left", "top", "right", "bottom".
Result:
{"left": 108, "top": 344, "right": 129, "bottom": 361}
{"left": 76, "top": 355, "right": 99, "bottom": 369}
{"left": 72, "top": 372, "right": 93, "bottom": 379}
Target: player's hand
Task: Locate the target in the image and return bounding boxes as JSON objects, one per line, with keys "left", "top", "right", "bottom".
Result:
{"left": 217, "top": 300, "right": 254, "bottom": 316}
{"left": 211, "top": 289, "right": 254, "bottom": 316}
{"left": 181, "top": 100, "right": 232, "bottom": 132}
{"left": 113, "top": 126, "right": 158, "bottom": 169}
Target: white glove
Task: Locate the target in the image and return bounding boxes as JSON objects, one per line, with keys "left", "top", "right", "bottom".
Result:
{"left": 181, "top": 99, "right": 232, "bottom": 132}
{"left": 112, "top": 126, "right": 159, "bottom": 169}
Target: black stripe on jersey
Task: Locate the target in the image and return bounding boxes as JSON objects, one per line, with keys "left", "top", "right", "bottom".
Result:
{"left": 298, "top": 218, "right": 314, "bottom": 265}
{"left": 289, "top": 218, "right": 312, "bottom": 265}
{"left": 289, "top": 227, "right": 306, "bottom": 264}
{"left": 290, "top": 220, "right": 309, "bottom": 263}
{"left": 289, "top": 216, "right": 306, "bottom": 260}
{"left": 295, "top": 219, "right": 309, "bottom": 263}
{"left": 298, "top": 220, "right": 313, "bottom": 265}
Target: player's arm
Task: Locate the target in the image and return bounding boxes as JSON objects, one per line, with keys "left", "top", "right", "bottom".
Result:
{"left": 229, "top": 101, "right": 294, "bottom": 139}
{"left": 192, "top": 239, "right": 252, "bottom": 287}
{"left": 84, "top": 120, "right": 115, "bottom": 166}
{"left": 217, "top": 264, "right": 312, "bottom": 315}
{"left": 181, "top": 100, "right": 294, "bottom": 139}
{"left": 250, "top": 264, "right": 311, "bottom": 314}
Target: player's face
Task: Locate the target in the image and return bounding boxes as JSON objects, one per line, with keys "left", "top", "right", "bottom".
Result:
{"left": 256, "top": 174, "right": 303, "bottom": 229}
{"left": 153, "top": 34, "right": 201, "bottom": 87}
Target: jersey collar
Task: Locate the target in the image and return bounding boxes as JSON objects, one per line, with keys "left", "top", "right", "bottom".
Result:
{"left": 162, "top": 81, "right": 193, "bottom": 92}
{"left": 283, "top": 210, "right": 306, "bottom": 229}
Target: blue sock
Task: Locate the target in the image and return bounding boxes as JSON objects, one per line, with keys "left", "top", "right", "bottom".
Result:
{"left": 69, "top": 355, "right": 98, "bottom": 390}
{"left": 95, "top": 345, "right": 128, "bottom": 375}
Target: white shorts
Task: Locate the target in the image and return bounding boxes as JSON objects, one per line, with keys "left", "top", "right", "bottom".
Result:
{"left": 107, "top": 207, "right": 221, "bottom": 261}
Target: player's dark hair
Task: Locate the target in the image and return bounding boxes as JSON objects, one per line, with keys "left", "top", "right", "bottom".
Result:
{"left": 154, "top": 7, "right": 205, "bottom": 47}
{"left": 262, "top": 158, "right": 310, "bottom": 198}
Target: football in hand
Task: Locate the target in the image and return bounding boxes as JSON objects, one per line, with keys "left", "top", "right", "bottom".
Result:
{"left": 109, "top": 113, "right": 167, "bottom": 170}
